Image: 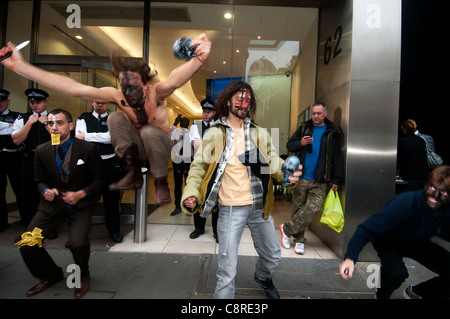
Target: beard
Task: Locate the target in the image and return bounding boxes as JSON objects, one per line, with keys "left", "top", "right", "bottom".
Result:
{"left": 230, "top": 105, "right": 249, "bottom": 119}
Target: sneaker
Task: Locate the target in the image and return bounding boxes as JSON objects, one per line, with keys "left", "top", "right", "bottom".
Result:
{"left": 403, "top": 285, "right": 422, "bottom": 299}
{"left": 279, "top": 224, "right": 290, "bottom": 249}
{"left": 254, "top": 274, "right": 280, "bottom": 299}
{"left": 294, "top": 242, "right": 305, "bottom": 255}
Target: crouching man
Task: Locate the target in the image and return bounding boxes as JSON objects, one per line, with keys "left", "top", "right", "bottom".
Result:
{"left": 339, "top": 165, "right": 450, "bottom": 299}
{"left": 16, "top": 109, "right": 104, "bottom": 299}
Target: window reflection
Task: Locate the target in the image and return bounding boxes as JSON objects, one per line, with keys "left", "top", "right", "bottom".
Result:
{"left": 32, "top": 1, "right": 317, "bottom": 155}
{"left": 38, "top": 1, "right": 144, "bottom": 56}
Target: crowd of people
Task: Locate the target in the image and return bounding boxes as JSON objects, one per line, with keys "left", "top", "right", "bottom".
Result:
{"left": 1, "top": 34, "right": 449, "bottom": 300}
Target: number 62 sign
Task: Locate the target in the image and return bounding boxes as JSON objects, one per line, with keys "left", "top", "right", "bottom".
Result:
{"left": 323, "top": 25, "right": 343, "bottom": 65}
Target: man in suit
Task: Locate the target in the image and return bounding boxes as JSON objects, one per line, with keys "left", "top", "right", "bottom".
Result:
{"left": 15, "top": 109, "right": 104, "bottom": 299}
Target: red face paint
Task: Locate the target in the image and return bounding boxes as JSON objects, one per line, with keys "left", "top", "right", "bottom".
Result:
{"left": 230, "top": 90, "right": 251, "bottom": 119}
{"left": 233, "top": 90, "right": 251, "bottom": 108}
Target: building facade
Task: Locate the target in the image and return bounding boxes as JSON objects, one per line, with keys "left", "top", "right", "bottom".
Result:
{"left": 1, "top": 0, "right": 405, "bottom": 260}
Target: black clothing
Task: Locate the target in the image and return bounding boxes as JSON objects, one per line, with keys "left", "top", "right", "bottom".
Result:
{"left": 78, "top": 112, "right": 121, "bottom": 236}
{"left": 286, "top": 118, "right": 344, "bottom": 186}
{"left": 19, "top": 138, "right": 104, "bottom": 280}
{"left": 0, "top": 110, "right": 23, "bottom": 229}
{"left": 397, "top": 132, "right": 428, "bottom": 191}
{"left": 345, "top": 190, "right": 450, "bottom": 299}
{"left": 17, "top": 113, "right": 51, "bottom": 225}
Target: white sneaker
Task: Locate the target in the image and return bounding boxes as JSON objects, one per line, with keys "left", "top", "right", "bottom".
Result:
{"left": 279, "top": 224, "right": 290, "bottom": 249}
{"left": 294, "top": 242, "right": 305, "bottom": 255}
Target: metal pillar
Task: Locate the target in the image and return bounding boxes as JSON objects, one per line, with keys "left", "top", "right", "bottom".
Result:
{"left": 312, "top": 0, "right": 402, "bottom": 260}
{"left": 134, "top": 167, "right": 149, "bottom": 243}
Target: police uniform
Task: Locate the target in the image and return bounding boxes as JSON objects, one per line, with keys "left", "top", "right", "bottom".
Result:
{"left": 0, "top": 89, "right": 23, "bottom": 231}
{"left": 11, "top": 89, "right": 50, "bottom": 225}
{"left": 170, "top": 116, "right": 192, "bottom": 216}
{"left": 188, "top": 99, "right": 218, "bottom": 240}
{"left": 76, "top": 111, "right": 123, "bottom": 242}
{"left": 189, "top": 99, "right": 216, "bottom": 153}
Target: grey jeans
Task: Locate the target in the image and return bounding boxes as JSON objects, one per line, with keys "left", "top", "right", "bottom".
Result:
{"left": 214, "top": 204, "right": 281, "bottom": 299}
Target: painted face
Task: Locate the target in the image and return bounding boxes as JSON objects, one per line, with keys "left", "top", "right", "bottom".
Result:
{"left": 119, "top": 72, "right": 145, "bottom": 108}
{"left": 424, "top": 181, "right": 450, "bottom": 211}
{"left": 230, "top": 90, "right": 251, "bottom": 119}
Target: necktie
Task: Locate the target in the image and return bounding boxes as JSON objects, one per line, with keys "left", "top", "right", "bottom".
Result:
{"left": 57, "top": 145, "right": 65, "bottom": 159}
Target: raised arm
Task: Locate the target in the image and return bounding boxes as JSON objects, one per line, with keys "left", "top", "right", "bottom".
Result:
{"left": 1, "top": 42, "right": 117, "bottom": 103}
{"left": 155, "top": 33, "right": 211, "bottom": 100}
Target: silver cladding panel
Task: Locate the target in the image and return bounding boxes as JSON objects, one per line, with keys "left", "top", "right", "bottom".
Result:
{"left": 312, "top": 0, "right": 402, "bottom": 260}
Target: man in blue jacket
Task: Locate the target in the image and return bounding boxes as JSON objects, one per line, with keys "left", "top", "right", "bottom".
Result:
{"left": 280, "top": 102, "right": 343, "bottom": 254}
{"left": 339, "top": 165, "right": 450, "bottom": 299}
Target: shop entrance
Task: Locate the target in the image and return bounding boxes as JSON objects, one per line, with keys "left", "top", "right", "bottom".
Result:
{"left": 4, "top": 1, "right": 321, "bottom": 230}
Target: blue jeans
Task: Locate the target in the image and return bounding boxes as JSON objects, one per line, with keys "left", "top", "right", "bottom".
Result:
{"left": 214, "top": 204, "right": 281, "bottom": 299}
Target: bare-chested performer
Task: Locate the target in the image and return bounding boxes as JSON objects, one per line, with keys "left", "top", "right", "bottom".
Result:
{"left": 1, "top": 34, "right": 211, "bottom": 204}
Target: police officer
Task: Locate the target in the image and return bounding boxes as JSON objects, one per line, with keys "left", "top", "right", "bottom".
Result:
{"left": 170, "top": 115, "right": 192, "bottom": 216}
{"left": 189, "top": 99, "right": 216, "bottom": 151}
{"left": 188, "top": 99, "right": 218, "bottom": 241}
{"left": 11, "top": 88, "right": 51, "bottom": 226}
{"left": 75, "top": 101, "right": 123, "bottom": 243}
{"left": 0, "top": 89, "right": 23, "bottom": 231}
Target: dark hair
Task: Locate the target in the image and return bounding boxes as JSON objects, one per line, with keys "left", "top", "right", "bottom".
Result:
{"left": 427, "top": 165, "right": 450, "bottom": 189}
{"left": 214, "top": 81, "right": 257, "bottom": 120}
{"left": 180, "top": 117, "right": 190, "bottom": 128}
{"left": 110, "top": 48, "right": 156, "bottom": 84}
{"left": 49, "top": 108, "right": 73, "bottom": 123}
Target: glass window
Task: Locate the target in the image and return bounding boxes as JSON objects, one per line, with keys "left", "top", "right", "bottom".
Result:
{"left": 3, "top": 1, "right": 33, "bottom": 114}
{"left": 38, "top": 1, "right": 144, "bottom": 57}
{"left": 42, "top": 69, "right": 118, "bottom": 118}
{"left": 149, "top": 3, "right": 318, "bottom": 154}
{"left": 43, "top": 71, "right": 89, "bottom": 115}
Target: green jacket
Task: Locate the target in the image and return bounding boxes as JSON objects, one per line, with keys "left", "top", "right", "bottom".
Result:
{"left": 181, "top": 119, "right": 284, "bottom": 219}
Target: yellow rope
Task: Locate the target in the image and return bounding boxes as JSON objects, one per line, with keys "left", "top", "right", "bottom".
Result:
{"left": 15, "top": 227, "right": 44, "bottom": 249}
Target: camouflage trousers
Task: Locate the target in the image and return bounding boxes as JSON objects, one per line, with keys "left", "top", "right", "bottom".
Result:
{"left": 283, "top": 178, "right": 328, "bottom": 243}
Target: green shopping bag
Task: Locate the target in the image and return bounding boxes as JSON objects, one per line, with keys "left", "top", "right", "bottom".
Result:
{"left": 319, "top": 189, "right": 344, "bottom": 233}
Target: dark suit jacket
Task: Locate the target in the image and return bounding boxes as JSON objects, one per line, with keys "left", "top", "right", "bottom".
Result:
{"left": 34, "top": 137, "right": 104, "bottom": 214}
